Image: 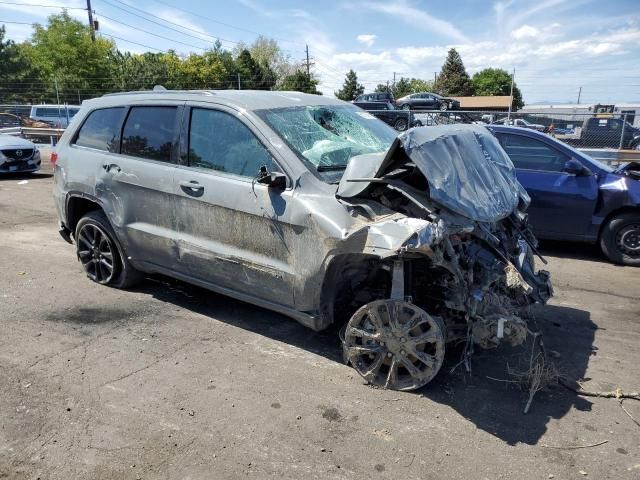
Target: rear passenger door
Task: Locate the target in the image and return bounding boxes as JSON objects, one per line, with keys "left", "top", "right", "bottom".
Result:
{"left": 172, "top": 104, "right": 296, "bottom": 305}
{"left": 94, "top": 102, "right": 182, "bottom": 270}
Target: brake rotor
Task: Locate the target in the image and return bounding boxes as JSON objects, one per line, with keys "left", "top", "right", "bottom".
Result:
{"left": 343, "top": 299, "right": 446, "bottom": 391}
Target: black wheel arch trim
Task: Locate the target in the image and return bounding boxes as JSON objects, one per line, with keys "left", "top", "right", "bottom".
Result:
{"left": 598, "top": 206, "right": 640, "bottom": 240}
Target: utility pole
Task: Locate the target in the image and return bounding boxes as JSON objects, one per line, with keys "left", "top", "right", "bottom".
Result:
{"left": 86, "top": 0, "right": 95, "bottom": 42}
{"left": 237, "top": 73, "right": 241, "bottom": 90}
{"left": 305, "top": 45, "right": 310, "bottom": 75}
{"left": 434, "top": 72, "right": 437, "bottom": 90}
{"left": 507, "top": 68, "right": 515, "bottom": 121}
{"left": 393, "top": 72, "right": 396, "bottom": 88}
{"left": 577, "top": 86, "right": 582, "bottom": 104}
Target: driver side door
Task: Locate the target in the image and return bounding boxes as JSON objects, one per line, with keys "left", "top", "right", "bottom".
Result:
{"left": 495, "top": 132, "right": 598, "bottom": 239}
{"left": 172, "top": 104, "right": 304, "bottom": 306}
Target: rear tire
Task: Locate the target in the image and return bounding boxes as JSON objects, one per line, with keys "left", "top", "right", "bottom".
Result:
{"left": 75, "top": 210, "right": 144, "bottom": 287}
{"left": 439, "top": 102, "right": 448, "bottom": 111}
{"left": 393, "top": 118, "right": 408, "bottom": 131}
{"left": 600, "top": 212, "right": 640, "bottom": 266}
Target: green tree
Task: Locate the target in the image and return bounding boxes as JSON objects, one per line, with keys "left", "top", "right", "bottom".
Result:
{"left": 471, "top": 67, "right": 524, "bottom": 109}
{"left": 249, "top": 35, "right": 295, "bottom": 87}
{"left": 376, "top": 77, "right": 435, "bottom": 99}
{"left": 408, "top": 78, "right": 434, "bottom": 93}
{"left": 278, "top": 70, "right": 321, "bottom": 94}
{"left": 0, "top": 25, "right": 32, "bottom": 103}
{"left": 392, "top": 77, "right": 412, "bottom": 98}
{"left": 234, "top": 49, "right": 274, "bottom": 89}
{"left": 374, "top": 83, "right": 390, "bottom": 93}
{"left": 436, "top": 48, "right": 473, "bottom": 96}
{"left": 20, "top": 11, "right": 116, "bottom": 103}
{"left": 335, "top": 69, "right": 364, "bottom": 101}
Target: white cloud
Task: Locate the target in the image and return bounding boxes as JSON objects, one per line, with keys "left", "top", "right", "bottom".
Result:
{"left": 356, "top": 34, "right": 377, "bottom": 47}
{"left": 365, "top": 0, "right": 470, "bottom": 43}
{"left": 155, "top": 9, "right": 210, "bottom": 38}
{"left": 511, "top": 25, "right": 539, "bottom": 39}
{"left": 0, "top": 0, "right": 85, "bottom": 18}
{"left": 395, "top": 45, "right": 447, "bottom": 63}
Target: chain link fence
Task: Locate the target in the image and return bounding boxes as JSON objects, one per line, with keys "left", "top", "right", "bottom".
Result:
{"left": 363, "top": 107, "right": 640, "bottom": 156}
{"left": 3, "top": 102, "right": 639, "bottom": 155}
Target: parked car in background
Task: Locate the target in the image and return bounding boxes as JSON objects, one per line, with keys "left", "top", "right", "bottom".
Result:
{"left": 52, "top": 90, "right": 551, "bottom": 390}
{"left": 354, "top": 92, "right": 395, "bottom": 104}
{"left": 0, "top": 134, "right": 41, "bottom": 173}
{"left": 560, "top": 117, "right": 640, "bottom": 150}
{"left": 0, "top": 113, "right": 23, "bottom": 128}
{"left": 29, "top": 105, "right": 81, "bottom": 128}
{"left": 492, "top": 117, "right": 546, "bottom": 132}
{"left": 352, "top": 100, "right": 416, "bottom": 131}
{"left": 395, "top": 92, "right": 460, "bottom": 111}
{"left": 488, "top": 125, "right": 640, "bottom": 265}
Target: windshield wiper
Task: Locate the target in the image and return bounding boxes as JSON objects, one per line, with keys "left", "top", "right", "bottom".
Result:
{"left": 317, "top": 164, "right": 347, "bottom": 172}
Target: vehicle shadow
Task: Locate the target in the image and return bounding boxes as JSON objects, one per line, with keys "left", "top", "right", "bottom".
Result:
{"left": 539, "top": 239, "right": 606, "bottom": 263}
{"left": 420, "top": 303, "right": 595, "bottom": 445}
{"left": 0, "top": 172, "right": 53, "bottom": 181}
{"left": 136, "top": 275, "right": 594, "bottom": 447}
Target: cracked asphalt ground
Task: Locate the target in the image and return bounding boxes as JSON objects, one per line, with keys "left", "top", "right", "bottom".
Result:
{"left": 1, "top": 154, "right": 639, "bottom": 480}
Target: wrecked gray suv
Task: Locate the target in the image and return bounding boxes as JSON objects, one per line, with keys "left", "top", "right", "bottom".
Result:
{"left": 53, "top": 90, "right": 552, "bottom": 391}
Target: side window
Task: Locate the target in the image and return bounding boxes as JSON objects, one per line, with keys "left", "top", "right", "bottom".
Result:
{"left": 121, "top": 106, "right": 177, "bottom": 162}
{"left": 188, "top": 108, "right": 275, "bottom": 178}
{"left": 74, "top": 107, "right": 126, "bottom": 152}
{"left": 496, "top": 133, "right": 568, "bottom": 172}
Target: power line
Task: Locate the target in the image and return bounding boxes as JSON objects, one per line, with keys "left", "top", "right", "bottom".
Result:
{"left": 0, "top": 19, "right": 33, "bottom": 25}
{"left": 98, "top": 0, "right": 240, "bottom": 46}
{"left": 146, "top": 0, "right": 301, "bottom": 47}
{"left": 96, "top": 11, "right": 208, "bottom": 51}
{"left": 0, "top": 1, "right": 85, "bottom": 9}
{"left": 98, "top": 32, "right": 165, "bottom": 52}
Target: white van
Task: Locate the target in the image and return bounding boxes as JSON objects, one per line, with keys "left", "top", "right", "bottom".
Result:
{"left": 29, "top": 105, "right": 81, "bottom": 128}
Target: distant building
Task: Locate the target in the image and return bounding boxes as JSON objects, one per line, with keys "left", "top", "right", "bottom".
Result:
{"left": 450, "top": 95, "right": 512, "bottom": 111}
{"left": 522, "top": 103, "right": 640, "bottom": 128}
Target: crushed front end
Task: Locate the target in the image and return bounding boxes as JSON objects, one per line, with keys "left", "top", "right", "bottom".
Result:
{"left": 336, "top": 125, "right": 552, "bottom": 390}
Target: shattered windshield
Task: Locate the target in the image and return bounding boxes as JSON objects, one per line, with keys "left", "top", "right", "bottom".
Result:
{"left": 256, "top": 105, "right": 396, "bottom": 180}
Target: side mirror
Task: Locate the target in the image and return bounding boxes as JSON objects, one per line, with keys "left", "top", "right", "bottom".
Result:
{"left": 257, "top": 165, "right": 287, "bottom": 190}
{"left": 563, "top": 159, "right": 591, "bottom": 176}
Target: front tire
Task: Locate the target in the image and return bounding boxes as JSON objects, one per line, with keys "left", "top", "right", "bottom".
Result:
{"left": 600, "top": 212, "right": 640, "bottom": 266}
{"left": 342, "top": 300, "right": 446, "bottom": 391}
{"left": 75, "top": 210, "right": 144, "bottom": 287}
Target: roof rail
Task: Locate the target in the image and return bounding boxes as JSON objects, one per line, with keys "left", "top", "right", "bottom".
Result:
{"left": 102, "top": 89, "right": 216, "bottom": 97}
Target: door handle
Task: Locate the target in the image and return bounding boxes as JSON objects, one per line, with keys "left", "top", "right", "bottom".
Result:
{"left": 102, "top": 163, "right": 121, "bottom": 173}
{"left": 179, "top": 180, "right": 205, "bottom": 193}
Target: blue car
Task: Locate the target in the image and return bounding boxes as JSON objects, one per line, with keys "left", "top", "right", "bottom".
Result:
{"left": 487, "top": 126, "right": 640, "bottom": 266}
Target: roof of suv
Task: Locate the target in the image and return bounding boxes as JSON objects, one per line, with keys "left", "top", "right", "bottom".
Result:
{"left": 85, "top": 89, "right": 344, "bottom": 111}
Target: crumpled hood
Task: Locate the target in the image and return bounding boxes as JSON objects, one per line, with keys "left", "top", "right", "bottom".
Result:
{"left": 337, "top": 124, "right": 528, "bottom": 223}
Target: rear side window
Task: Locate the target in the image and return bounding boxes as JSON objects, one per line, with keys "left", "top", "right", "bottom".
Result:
{"left": 496, "top": 133, "right": 568, "bottom": 172}
{"left": 74, "top": 107, "right": 126, "bottom": 152}
{"left": 122, "top": 106, "right": 177, "bottom": 162}
{"left": 35, "top": 107, "right": 60, "bottom": 117}
{"left": 188, "top": 108, "right": 274, "bottom": 178}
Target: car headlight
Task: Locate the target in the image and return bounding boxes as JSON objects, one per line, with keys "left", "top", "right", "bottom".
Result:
{"left": 33, "top": 148, "right": 41, "bottom": 161}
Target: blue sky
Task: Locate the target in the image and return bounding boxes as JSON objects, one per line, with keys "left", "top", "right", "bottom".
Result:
{"left": 1, "top": 0, "right": 639, "bottom": 104}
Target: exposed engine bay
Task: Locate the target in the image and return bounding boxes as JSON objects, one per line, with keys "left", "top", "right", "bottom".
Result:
{"left": 333, "top": 125, "right": 553, "bottom": 391}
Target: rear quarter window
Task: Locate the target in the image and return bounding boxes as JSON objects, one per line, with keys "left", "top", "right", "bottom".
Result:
{"left": 121, "top": 106, "right": 178, "bottom": 162}
{"left": 74, "top": 107, "right": 126, "bottom": 152}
